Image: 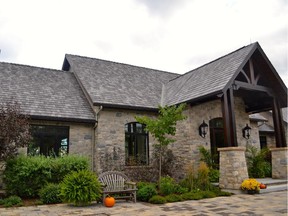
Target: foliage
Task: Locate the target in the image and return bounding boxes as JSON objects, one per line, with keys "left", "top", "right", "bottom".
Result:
{"left": 137, "top": 184, "right": 158, "bottom": 202}
{"left": 148, "top": 195, "right": 166, "bottom": 204}
{"left": 199, "top": 191, "right": 217, "bottom": 198}
{"left": 0, "top": 101, "right": 31, "bottom": 161}
{"left": 135, "top": 103, "right": 186, "bottom": 184}
{"left": 39, "top": 183, "right": 62, "bottom": 204}
{"left": 196, "top": 162, "right": 211, "bottom": 191}
{"left": 198, "top": 146, "right": 219, "bottom": 182}
{"left": 0, "top": 195, "right": 22, "bottom": 207}
{"left": 60, "top": 170, "right": 102, "bottom": 206}
{"left": 241, "top": 178, "right": 260, "bottom": 191}
{"left": 180, "top": 162, "right": 196, "bottom": 192}
{"left": 180, "top": 192, "right": 203, "bottom": 200}
{"left": 164, "top": 193, "right": 183, "bottom": 202}
{"left": 245, "top": 145, "right": 272, "bottom": 178}
{"left": 3, "top": 155, "right": 89, "bottom": 198}
{"left": 208, "top": 169, "right": 220, "bottom": 183}
{"left": 158, "top": 176, "right": 187, "bottom": 196}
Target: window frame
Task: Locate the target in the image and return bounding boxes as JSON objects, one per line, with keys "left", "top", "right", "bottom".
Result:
{"left": 125, "top": 122, "right": 149, "bottom": 165}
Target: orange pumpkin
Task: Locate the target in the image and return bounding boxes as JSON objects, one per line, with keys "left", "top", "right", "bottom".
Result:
{"left": 104, "top": 196, "right": 115, "bottom": 207}
{"left": 260, "top": 183, "right": 266, "bottom": 189}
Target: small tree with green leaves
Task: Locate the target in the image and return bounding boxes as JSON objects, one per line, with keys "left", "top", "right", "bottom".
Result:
{"left": 135, "top": 103, "right": 186, "bottom": 185}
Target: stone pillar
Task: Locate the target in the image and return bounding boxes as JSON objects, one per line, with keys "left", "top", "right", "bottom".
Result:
{"left": 218, "top": 147, "right": 248, "bottom": 190}
{"left": 270, "top": 147, "right": 288, "bottom": 179}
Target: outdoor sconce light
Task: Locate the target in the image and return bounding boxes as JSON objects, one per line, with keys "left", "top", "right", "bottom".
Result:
{"left": 242, "top": 124, "right": 251, "bottom": 139}
{"left": 199, "top": 120, "right": 208, "bottom": 138}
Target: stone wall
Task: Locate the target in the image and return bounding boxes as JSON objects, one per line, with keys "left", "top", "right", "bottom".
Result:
{"left": 271, "top": 147, "right": 288, "bottom": 179}
{"left": 94, "top": 107, "right": 157, "bottom": 173}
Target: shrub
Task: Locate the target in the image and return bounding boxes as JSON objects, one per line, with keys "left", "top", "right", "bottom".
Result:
{"left": 137, "top": 184, "right": 157, "bottom": 202}
{"left": 148, "top": 195, "right": 166, "bottom": 204}
{"left": 199, "top": 191, "right": 217, "bottom": 198}
{"left": 60, "top": 170, "right": 102, "bottom": 206}
{"left": 50, "top": 155, "right": 89, "bottom": 183}
{"left": 246, "top": 145, "right": 272, "bottom": 178}
{"left": 159, "top": 176, "right": 177, "bottom": 196}
{"left": 195, "top": 162, "right": 211, "bottom": 191}
{"left": 181, "top": 192, "right": 203, "bottom": 200}
{"left": 0, "top": 195, "right": 22, "bottom": 207}
{"left": 208, "top": 169, "right": 220, "bottom": 183}
{"left": 39, "top": 183, "right": 62, "bottom": 204}
{"left": 164, "top": 194, "right": 183, "bottom": 202}
{"left": 3, "top": 155, "right": 51, "bottom": 198}
{"left": 3, "top": 155, "right": 89, "bottom": 198}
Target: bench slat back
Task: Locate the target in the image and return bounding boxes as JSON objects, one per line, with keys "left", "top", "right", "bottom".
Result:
{"left": 98, "top": 171, "right": 130, "bottom": 191}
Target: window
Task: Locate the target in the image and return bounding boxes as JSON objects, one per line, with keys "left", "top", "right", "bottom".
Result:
{"left": 125, "top": 122, "right": 149, "bottom": 165}
{"left": 28, "top": 125, "right": 69, "bottom": 157}
{"left": 260, "top": 135, "right": 267, "bottom": 149}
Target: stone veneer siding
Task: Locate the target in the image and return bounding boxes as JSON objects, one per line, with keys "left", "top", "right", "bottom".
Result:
{"left": 270, "top": 147, "right": 288, "bottom": 179}
{"left": 94, "top": 107, "right": 157, "bottom": 173}
{"left": 218, "top": 147, "right": 248, "bottom": 189}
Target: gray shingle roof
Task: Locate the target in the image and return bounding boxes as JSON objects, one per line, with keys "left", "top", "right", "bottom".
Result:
{"left": 258, "top": 123, "right": 274, "bottom": 133}
{"left": 0, "top": 62, "right": 95, "bottom": 123}
{"left": 249, "top": 113, "right": 268, "bottom": 122}
{"left": 163, "top": 43, "right": 256, "bottom": 106}
{"left": 63, "top": 55, "right": 179, "bottom": 109}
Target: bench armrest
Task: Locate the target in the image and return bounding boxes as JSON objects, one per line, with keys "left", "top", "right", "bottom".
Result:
{"left": 125, "top": 181, "right": 137, "bottom": 189}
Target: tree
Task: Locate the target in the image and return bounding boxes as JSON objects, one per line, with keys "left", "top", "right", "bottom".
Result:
{"left": 135, "top": 103, "right": 186, "bottom": 184}
{"left": 0, "top": 101, "right": 31, "bottom": 161}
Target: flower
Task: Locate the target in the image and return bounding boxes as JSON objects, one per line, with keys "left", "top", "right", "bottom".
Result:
{"left": 241, "top": 178, "right": 260, "bottom": 191}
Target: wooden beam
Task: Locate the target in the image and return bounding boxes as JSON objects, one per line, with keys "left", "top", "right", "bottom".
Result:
{"left": 272, "top": 98, "right": 287, "bottom": 147}
{"left": 234, "top": 80, "right": 274, "bottom": 96}
{"left": 221, "top": 88, "right": 237, "bottom": 147}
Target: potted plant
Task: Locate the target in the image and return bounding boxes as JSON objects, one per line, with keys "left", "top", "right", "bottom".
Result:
{"left": 241, "top": 178, "right": 260, "bottom": 194}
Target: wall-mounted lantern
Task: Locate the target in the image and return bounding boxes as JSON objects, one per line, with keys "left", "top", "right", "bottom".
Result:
{"left": 242, "top": 124, "right": 251, "bottom": 139}
{"left": 199, "top": 120, "right": 208, "bottom": 138}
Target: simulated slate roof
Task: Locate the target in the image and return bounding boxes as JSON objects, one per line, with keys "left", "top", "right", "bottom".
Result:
{"left": 0, "top": 62, "right": 95, "bottom": 123}
{"left": 163, "top": 43, "right": 256, "bottom": 106}
{"left": 258, "top": 123, "right": 274, "bottom": 133}
{"left": 63, "top": 55, "right": 179, "bottom": 109}
{"left": 249, "top": 113, "right": 268, "bottom": 122}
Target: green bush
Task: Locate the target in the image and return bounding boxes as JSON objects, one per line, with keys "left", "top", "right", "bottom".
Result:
{"left": 50, "top": 155, "right": 89, "bottom": 183}
{"left": 3, "top": 155, "right": 89, "bottom": 198}
{"left": 0, "top": 195, "right": 22, "bottom": 207}
{"left": 137, "top": 184, "right": 157, "bottom": 202}
{"left": 164, "top": 194, "right": 183, "bottom": 202}
{"left": 39, "top": 183, "right": 62, "bottom": 204}
{"left": 199, "top": 191, "right": 217, "bottom": 198}
{"left": 159, "top": 176, "right": 177, "bottom": 196}
{"left": 209, "top": 169, "right": 220, "bottom": 183}
{"left": 148, "top": 195, "right": 166, "bottom": 204}
{"left": 246, "top": 145, "right": 272, "bottom": 178}
{"left": 181, "top": 192, "right": 203, "bottom": 200}
{"left": 60, "top": 170, "right": 102, "bottom": 206}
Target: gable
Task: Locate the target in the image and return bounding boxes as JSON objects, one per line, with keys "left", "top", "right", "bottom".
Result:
{"left": 163, "top": 43, "right": 256, "bottom": 106}
{"left": 0, "top": 62, "right": 96, "bottom": 123}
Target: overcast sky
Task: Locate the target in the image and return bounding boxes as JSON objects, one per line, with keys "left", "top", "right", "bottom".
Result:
{"left": 0, "top": 0, "right": 287, "bottom": 85}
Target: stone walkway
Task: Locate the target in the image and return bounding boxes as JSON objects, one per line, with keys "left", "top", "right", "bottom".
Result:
{"left": 0, "top": 191, "right": 287, "bottom": 216}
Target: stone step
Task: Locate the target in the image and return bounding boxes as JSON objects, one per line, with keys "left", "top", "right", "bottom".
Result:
{"left": 256, "top": 178, "right": 287, "bottom": 186}
{"left": 259, "top": 183, "right": 287, "bottom": 194}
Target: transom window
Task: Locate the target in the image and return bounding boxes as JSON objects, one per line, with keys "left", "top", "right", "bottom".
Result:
{"left": 28, "top": 125, "right": 69, "bottom": 157}
{"left": 125, "top": 122, "right": 149, "bottom": 165}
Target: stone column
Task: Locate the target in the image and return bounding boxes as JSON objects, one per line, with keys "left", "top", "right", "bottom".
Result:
{"left": 218, "top": 147, "right": 248, "bottom": 190}
{"left": 270, "top": 147, "right": 288, "bottom": 179}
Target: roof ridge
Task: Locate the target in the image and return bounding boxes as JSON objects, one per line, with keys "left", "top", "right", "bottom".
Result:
{"left": 65, "top": 54, "right": 180, "bottom": 76}
{"left": 0, "top": 61, "right": 65, "bottom": 73}
{"left": 167, "top": 42, "right": 258, "bottom": 83}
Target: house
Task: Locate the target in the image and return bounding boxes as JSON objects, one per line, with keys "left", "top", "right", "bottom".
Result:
{"left": 0, "top": 42, "right": 287, "bottom": 190}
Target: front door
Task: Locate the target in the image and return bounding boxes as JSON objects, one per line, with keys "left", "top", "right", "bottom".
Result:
{"left": 209, "top": 118, "right": 225, "bottom": 168}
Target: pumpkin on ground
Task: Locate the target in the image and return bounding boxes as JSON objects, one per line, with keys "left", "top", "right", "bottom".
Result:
{"left": 104, "top": 196, "right": 115, "bottom": 207}
{"left": 260, "top": 183, "right": 267, "bottom": 189}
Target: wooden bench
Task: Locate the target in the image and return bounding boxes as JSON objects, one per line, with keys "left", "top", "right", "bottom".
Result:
{"left": 98, "top": 171, "right": 137, "bottom": 204}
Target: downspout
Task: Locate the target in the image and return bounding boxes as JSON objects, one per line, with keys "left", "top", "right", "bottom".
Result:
{"left": 93, "top": 106, "right": 103, "bottom": 172}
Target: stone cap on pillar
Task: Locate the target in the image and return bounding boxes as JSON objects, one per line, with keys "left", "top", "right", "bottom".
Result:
{"left": 217, "top": 147, "right": 246, "bottom": 152}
